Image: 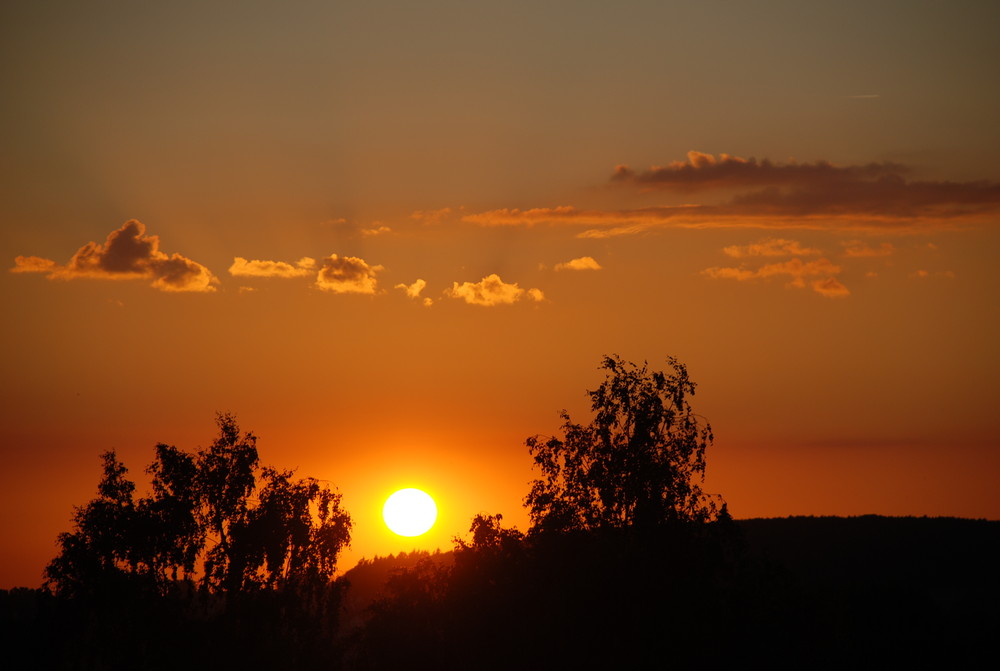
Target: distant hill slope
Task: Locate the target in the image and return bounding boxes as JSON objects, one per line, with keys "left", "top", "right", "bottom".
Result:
{"left": 337, "top": 549, "right": 453, "bottom": 631}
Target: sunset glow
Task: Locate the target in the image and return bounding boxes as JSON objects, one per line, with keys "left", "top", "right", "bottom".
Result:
{"left": 1, "top": 1, "right": 998, "bottom": 591}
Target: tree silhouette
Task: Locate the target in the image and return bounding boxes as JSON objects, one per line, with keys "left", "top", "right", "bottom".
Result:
{"left": 525, "top": 355, "right": 726, "bottom": 532}
{"left": 44, "top": 413, "right": 352, "bottom": 598}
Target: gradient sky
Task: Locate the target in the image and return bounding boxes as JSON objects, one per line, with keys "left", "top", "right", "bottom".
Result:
{"left": 3, "top": 0, "right": 999, "bottom": 588}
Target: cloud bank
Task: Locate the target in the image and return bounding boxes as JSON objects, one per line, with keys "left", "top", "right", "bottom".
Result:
{"left": 11, "top": 220, "right": 217, "bottom": 292}
{"left": 464, "top": 152, "right": 1000, "bottom": 234}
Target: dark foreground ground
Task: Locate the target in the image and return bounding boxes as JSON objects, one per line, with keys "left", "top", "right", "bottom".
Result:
{"left": 3, "top": 515, "right": 997, "bottom": 669}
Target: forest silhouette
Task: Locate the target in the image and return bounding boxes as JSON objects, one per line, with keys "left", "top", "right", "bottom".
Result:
{"left": 2, "top": 356, "right": 996, "bottom": 668}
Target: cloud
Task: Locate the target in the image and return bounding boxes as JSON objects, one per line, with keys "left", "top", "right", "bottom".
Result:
{"left": 315, "top": 254, "right": 383, "bottom": 294}
{"left": 445, "top": 273, "right": 544, "bottom": 306}
{"left": 910, "top": 269, "right": 956, "bottom": 280}
{"left": 722, "top": 238, "right": 820, "bottom": 258}
{"left": 554, "top": 256, "right": 602, "bottom": 271}
{"left": 811, "top": 277, "right": 851, "bottom": 298}
{"left": 841, "top": 241, "right": 894, "bottom": 257}
{"left": 410, "top": 207, "right": 455, "bottom": 224}
{"left": 229, "top": 257, "right": 315, "bottom": 278}
{"left": 361, "top": 224, "right": 392, "bottom": 237}
{"left": 611, "top": 150, "right": 907, "bottom": 192}
{"left": 11, "top": 256, "right": 58, "bottom": 273}
{"left": 395, "top": 278, "right": 427, "bottom": 298}
{"left": 463, "top": 152, "right": 1000, "bottom": 234}
{"left": 703, "top": 257, "right": 848, "bottom": 297}
{"left": 395, "top": 278, "right": 432, "bottom": 305}
{"left": 10, "top": 220, "right": 217, "bottom": 292}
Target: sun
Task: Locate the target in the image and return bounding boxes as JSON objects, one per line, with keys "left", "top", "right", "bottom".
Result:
{"left": 382, "top": 488, "right": 438, "bottom": 537}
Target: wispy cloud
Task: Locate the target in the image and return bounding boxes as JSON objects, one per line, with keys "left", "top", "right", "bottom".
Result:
{"left": 229, "top": 257, "right": 316, "bottom": 278}
{"left": 722, "top": 238, "right": 820, "bottom": 258}
{"left": 841, "top": 241, "right": 895, "bottom": 257}
{"left": 554, "top": 256, "right": 602, "bottom": 271}
{"left": 445, "top": 274, "right": 544, "bottom": 306}
{"left": 703, "top": 257, "right": 849, "bottom": 298}
{"left": 11, "top": 220, "right": 217, "bottom": 292}
{"left": 910, "top": 269, "right": 956, "bottom": 280}
{"left": 361, "top": 224, "right": 392, "bottom": 237}
{"left": 11, "top": 256, "right": 58, "bottom": 274}
{"left": 315, "top": 254, "right": 383, "bottom": 294}
{"left": 410, "top": 207, "right": 455, "bottom": 224}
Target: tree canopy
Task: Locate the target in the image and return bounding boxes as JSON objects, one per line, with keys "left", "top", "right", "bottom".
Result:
{"left": 525, "top": 355, "right": 725, "bottom": 532}
{"left": 44, "top": 413, "right": 351, "bottom": 598}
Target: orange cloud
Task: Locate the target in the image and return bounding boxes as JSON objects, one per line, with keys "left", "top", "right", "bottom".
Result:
{"left": 315, "top": 254, "right": 383, "bottom": 294}
{"left": 410, "top": 207, "right": 455, "bottom": 224}
{"left": 554, "top": 256, "right": 602, "bottom": 271}
{"left": 811, "top": 277, "right": 851, "bottom": 298}
{"left": 11, "top": 220, "right": 217, "bottom": 292}
{"left": 910, "top": 269, "right": 956, "bottom": 280}
{"left": 361, "top": 225, "right": 392, "bottom": 237}
{"left": 395, "top": 278, "right": 427, "bottom": 298}
{"left": 723, "top": 238, "right": 821, "bottom": 258}
{"left": 704, "top": 257, "right": 848, "bottom": 298}
{"left": 463, "top": 204, "right": 923, "bottom": 235}
{"left": 11, "top": 256, "right": 58, "bottom": 273}
{"left": 445, "top": 274, "right": 544, "bottom": 306}
{"left": 395, "top": 279, "right": 432, "bottom": 305}
{"left": 229, "top": 257, "right": 315, "bottom": 278}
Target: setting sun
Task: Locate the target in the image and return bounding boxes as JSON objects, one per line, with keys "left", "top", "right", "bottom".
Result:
{"left": 383, "top": 488, "right": 438, "bottom": 537}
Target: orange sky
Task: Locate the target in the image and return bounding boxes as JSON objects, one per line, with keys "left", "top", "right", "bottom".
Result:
{"left": 2, "top": 1, "right": 999, "bottom": 588}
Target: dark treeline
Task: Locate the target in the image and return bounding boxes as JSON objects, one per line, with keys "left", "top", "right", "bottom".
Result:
{"left": 4, "top": 515, "right": 997, "bottom": 668}
{"left": 2, "top": 357, "right": 997, "bottom": 667}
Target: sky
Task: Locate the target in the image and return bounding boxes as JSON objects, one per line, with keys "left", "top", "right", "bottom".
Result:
{"left": 2, "top": 0, "right": 999, "bottom": 589}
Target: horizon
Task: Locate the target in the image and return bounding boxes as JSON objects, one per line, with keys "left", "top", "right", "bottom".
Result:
{"left": 2, "top": 0, "right": 999, "bottom": 589}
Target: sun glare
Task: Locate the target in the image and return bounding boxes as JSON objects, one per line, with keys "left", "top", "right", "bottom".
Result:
{"left": 382, "top": 488, "right": 438, "bottom": 537}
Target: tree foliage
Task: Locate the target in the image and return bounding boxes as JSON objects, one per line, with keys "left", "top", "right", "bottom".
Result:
{"left": 44, "top": 413, "right": 352, "bottom": 598}
{"left": 526, "top": 355, "right": 725, "bottom": 532}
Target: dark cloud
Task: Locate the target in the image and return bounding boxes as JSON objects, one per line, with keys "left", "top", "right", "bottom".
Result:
{"left": 11, "top": 220, "right": 217, "bottom": 292}
{"left": 611, "top": 151, "right": 907, "bottom": 193}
